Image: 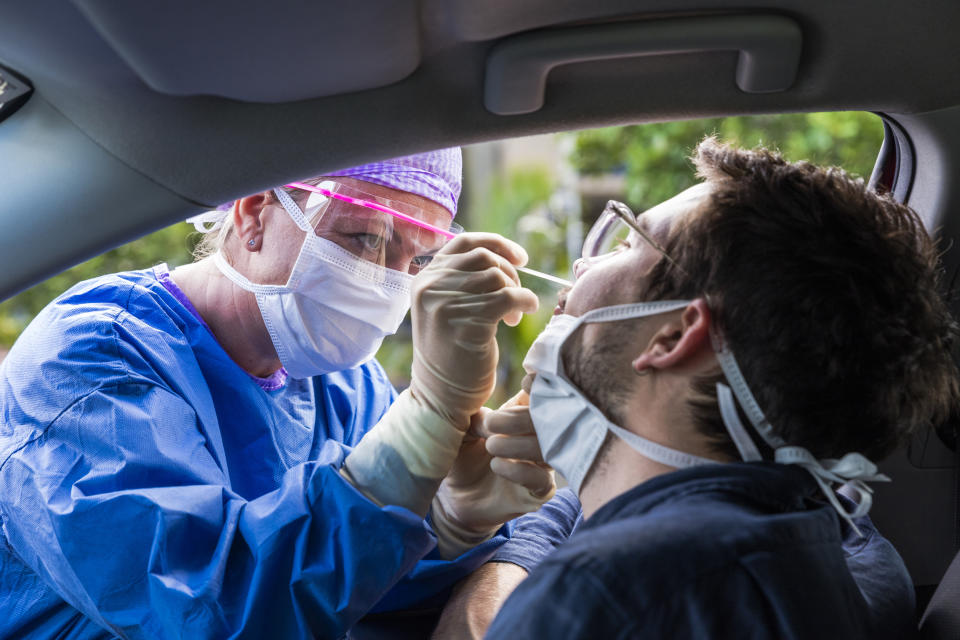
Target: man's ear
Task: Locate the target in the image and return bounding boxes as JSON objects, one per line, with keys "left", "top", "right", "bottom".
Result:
{"left": 631, "top": 299, "right": 712, "bottom": 374}
{"left": 233, "top": 193, "right": 269, "bottom": 252}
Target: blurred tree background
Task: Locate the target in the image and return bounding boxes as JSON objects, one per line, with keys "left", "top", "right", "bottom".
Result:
{"left": 0, "top": 112, "right": 883, "bottom": 403}
{"left": 572, "top": 112, "right": 882, "bottom": 207}
{"left": 0, "top": 224, "right": 198, "bottom": 346}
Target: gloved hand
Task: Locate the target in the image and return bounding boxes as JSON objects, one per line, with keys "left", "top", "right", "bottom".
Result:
{"left": 431, "top": 391, "right": 556, "bottom": 558}
{"left": 408, "top": 234, "right": 538, "bottom": 429}
{"left": 342, "top": 234, "right": 539, "bottom": 517}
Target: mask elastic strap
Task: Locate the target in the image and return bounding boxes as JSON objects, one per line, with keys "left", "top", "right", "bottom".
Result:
{"left": 710, "top": 329, "right": 784, "bottom": 449}
{"left": 275, "top": 186, "right": 415, "bottom": 291}
{"left": 606, "top": 421, "right": 718, "bottom": 469}
{"left": 716, "top": 383, "right": 762, "bottom": 461}
{"left": 274, "top": 188, "right": 315, "bottom": 233}
{"left": 187, "top": 187, "right": 313, "bottom": 236}
{"left": 580, "top": 300, "right": 692, "bottom": 325}
{"left": 775, "top": 447, "right": 890, "bottom": 536}
{"left": 553, "top": 300, "right": 692, "bottom": 379}
{"left": 186, "top": 210, "right": 228, "bottom": 233}
{"left": 213, "top": 252, "right": 290, "bottom": 295}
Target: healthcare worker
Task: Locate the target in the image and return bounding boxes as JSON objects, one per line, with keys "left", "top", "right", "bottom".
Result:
{"left": 0, "top": 149, "right": 556, "bottom": 638}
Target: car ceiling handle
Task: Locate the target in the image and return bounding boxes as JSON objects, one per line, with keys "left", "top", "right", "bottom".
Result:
{"left": 484, "top": 14, "right": 802, "bottom": 116}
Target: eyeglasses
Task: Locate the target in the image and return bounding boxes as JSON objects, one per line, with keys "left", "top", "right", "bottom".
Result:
{"left": 582, "top": 200, "right": 682, "bottom": 270}
{"left": 285, "top": 179, "right": 462, "bottom": 274}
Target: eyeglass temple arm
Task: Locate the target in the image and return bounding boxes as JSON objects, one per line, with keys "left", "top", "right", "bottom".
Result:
{"left": 608, "top": 201, "right": 686, "bottom": 272}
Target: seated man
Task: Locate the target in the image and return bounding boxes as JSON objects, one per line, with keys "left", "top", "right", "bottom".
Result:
{"left": 439, "top": 138, "right": 958, "bottom": 639}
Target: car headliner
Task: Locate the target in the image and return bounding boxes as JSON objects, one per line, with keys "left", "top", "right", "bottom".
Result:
{"left": 2, "top": 0, "right": 960, "bottom": 591}
{"left": 2, "top": 0, "right": 960, "bottom": 299}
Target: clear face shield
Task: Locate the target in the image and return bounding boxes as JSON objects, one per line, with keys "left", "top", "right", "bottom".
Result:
{"left": 285, "top": 179, "right": 463, "bottom": 275}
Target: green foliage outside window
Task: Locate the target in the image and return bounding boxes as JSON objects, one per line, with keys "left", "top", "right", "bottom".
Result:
{"left": 0, "top": 224, "right": 197, "bottom": 346}
{"left": 572, "top": 112, "right": 882, "bottom": 209}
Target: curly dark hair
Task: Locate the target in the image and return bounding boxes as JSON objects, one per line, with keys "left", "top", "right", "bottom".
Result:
{"left": 643, "top": 137, "right": 960, "bottom": 461}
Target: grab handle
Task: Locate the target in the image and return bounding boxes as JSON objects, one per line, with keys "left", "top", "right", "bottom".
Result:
{"left": 484, "top": 14, "right": 802, "bottom": 115}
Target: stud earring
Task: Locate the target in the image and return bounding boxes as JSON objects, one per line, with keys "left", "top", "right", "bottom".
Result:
{"left": 247, "top": 239, "right": 256, "bottom": 247}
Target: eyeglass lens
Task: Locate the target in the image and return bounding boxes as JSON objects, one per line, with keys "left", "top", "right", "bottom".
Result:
{"left": 582, "top": 206, "right": 637, "bottom": 260}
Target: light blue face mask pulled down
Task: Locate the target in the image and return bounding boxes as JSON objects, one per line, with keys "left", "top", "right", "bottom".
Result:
{"left": 524, "top": 301, "right": 889, "bottom": 535}
{"left": 523, "top": 300, "right": 706, "bottom": 494}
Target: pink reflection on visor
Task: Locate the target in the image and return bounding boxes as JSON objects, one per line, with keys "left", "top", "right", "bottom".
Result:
{"left": 286, "top": 181, "right": 457, "bottom": 239}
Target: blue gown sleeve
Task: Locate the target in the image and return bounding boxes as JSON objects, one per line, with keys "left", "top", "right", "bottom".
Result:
{"left": 0, "top": 380, "right": 437, "bottom": 639}
{"left": 321, "top": 365, "right": 513, "bottom": 613}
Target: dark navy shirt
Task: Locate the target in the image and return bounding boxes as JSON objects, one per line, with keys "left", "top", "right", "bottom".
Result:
{"left": 487, "top": 463, "right": 915, "bottom": 640}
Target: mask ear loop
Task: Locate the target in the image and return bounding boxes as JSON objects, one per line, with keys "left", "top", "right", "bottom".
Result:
{"left": 605, "top": 421, "right": 719, "bottom": 468}
{"left": 775, "top": 447, "right": 889, "bottom": 536}
{"left": 710, "top": 328, "right": 785, "bottom": 449}
{"left": 557, "top": 300, "right": 691, "bottom": 378}
{"left": 716, "top": 383, "right": 762, "bottom": 461}
{"left": 213, "top": 252, "right": 290, "bottom": 295}
{"left": 579, "top": 300, "right": 692, "bottom": 324}
{"left": 210, "top": 189, "right": 315, "bottom": 293}
{"left": 709, "top": 326, "right": 889, "bottom": 537}
{"left": 274, "top": 188, "right": 315, "bottom": 233}
{"left": 186, "top": 210, "right": 229, "bottom": 233}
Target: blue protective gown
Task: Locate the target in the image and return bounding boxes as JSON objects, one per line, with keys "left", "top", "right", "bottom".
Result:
{"left": 0, "top": 266, "right": 505, "bottom": 639}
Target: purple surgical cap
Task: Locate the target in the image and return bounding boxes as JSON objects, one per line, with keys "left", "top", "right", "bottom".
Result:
{"left": 201, "top": 148, "right": 461, "bottom": 225}
{"left": 327, "top": 147, "right": 462, "bottom": 217}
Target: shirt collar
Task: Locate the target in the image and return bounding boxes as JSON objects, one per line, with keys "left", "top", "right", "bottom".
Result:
{"left": 584, "top": 462, "right": 818, "bottom": 527}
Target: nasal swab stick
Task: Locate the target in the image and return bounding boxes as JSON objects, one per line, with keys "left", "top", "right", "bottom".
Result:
{"left": 516, "top": 266, "right": 572, "bottom": 288}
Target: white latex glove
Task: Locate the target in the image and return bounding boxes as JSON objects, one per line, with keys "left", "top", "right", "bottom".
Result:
{"left": 342, "top": 234, "right": 539, "bottom": 516}
{"left": 408, "top": 234, "right": 539, "bottom": 429}
{"left": 431, "top": 391, "right": 556, "bottom": 558}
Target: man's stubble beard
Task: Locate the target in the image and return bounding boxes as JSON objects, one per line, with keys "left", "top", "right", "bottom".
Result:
{"left": 560, "top": 322, "right": 638, "bottom": 492}
{"left": 562, "top": 323, "right": 636, "bottom": 427}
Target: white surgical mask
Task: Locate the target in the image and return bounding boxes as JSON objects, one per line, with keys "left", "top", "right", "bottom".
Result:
{"left": 526, "top": 299, "right": 890, "bottom": 534}
{"left": 214, "top": 188, "right": 413, "bottom": 378}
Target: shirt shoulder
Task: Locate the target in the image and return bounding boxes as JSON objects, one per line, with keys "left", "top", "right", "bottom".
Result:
{"left": 492, "top": 491, "right": 876, "bottom": 639}
{"left": 486, "top": 540, "right": 639, "bottom": 639}
{"left": 489, "top": 507, "right": 740, "bottom": 639}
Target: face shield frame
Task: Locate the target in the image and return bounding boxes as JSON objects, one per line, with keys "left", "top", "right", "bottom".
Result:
{"left": 285, "top": 179, "right": 462, "bottom": 274}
